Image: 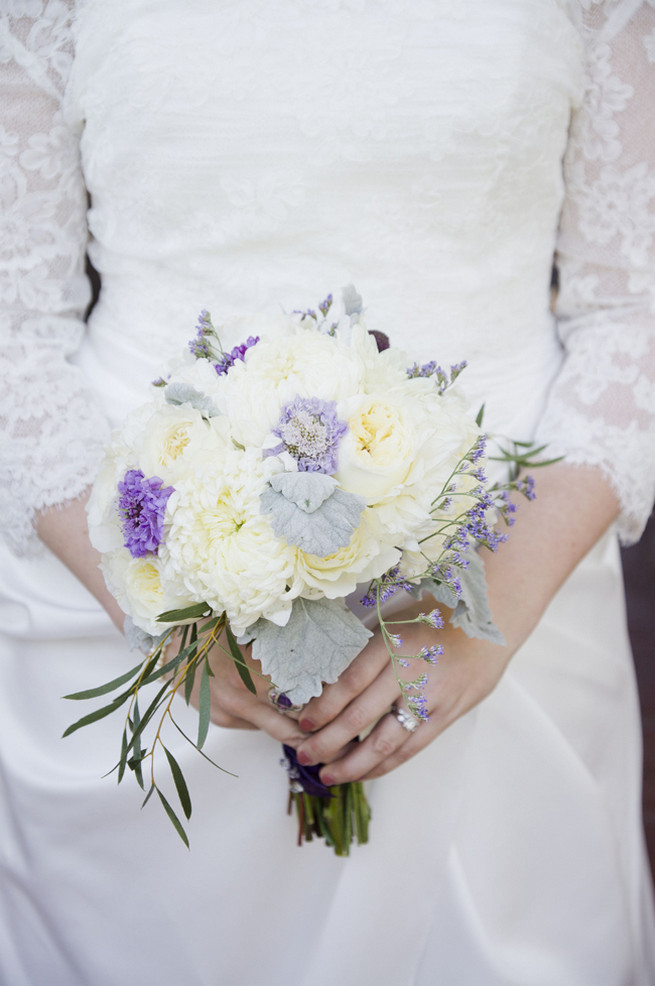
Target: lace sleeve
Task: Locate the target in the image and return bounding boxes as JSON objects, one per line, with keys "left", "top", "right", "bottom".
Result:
{"left": 0, "top": 2, "right": 109, "bottom": 555}
{"left": 537, "top": 0, "right": 655, "bottom": 544}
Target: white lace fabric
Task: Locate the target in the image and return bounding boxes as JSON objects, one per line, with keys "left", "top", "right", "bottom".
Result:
{"left": 0, "top": 1, "right": 108, "bottom": 553}
{"left": 0, "top": 0, "right": 654, "bottom": 552}
{"left": 538, "top": 0, "right": 655, "bottom": 542}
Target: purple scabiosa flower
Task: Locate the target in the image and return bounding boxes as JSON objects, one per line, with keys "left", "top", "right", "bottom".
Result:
{"left": 269, "top": 396, "right": 347, "bottom": 474}
{"left": 117, "top": 469, "right": 174, "bottom": 558}
{"left": 214, "top": 336, "right": 260, "bottom": 376}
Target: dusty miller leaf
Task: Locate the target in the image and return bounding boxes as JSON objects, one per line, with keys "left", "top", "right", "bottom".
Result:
{"left": 260, "top": 472, "right": 365, "bottom": 557}
{"left": 164, "top": 383, "right": 220, "bottom": 417}
{"left": 409, "top": 578, "right": 459, "bottom": 610}
{"left": 248, "top": 597, "right": 373, "bottom": 704}
{"left": 450, "top": 551, "right": 505, "bottom": 645}
{"left": 410, "top": 554, "right": 504, "bottom": 645}
{"left": 124, "top": 616, "right": 167, "bottom": 654}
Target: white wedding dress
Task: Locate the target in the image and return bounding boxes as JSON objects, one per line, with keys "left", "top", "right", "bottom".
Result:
{"left": 1, "top": 2, "right": 655, "bottom": 984}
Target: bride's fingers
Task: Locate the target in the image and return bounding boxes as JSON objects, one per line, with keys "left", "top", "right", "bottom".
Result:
{"left": 317, "top": 705, "right": 420, "bottom": 785}
{"left": 299, "top": 639, "right": 390, "bottom": 732}
{"left": 296, "top": 670, "right": 400, "bottom": 767}
{"left": 224, "top": 686, "right": 309, "bottom": 746}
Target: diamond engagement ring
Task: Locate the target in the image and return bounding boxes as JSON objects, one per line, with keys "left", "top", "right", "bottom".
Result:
{"left": 267, "top": 686, "right": 305, "bottom": 715}
{"left": 391, "top": 705, "right": 419, "bottom": 733}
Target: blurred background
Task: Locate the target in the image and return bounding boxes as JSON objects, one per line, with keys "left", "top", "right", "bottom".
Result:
{"left": 622, "top": 513, "right": 655, "bottom": 877}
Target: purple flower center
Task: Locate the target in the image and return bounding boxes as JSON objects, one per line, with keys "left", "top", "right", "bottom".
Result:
{"left": 117, "top": 469, "right": 174, "bottom": 558}
{"left": 269, "top": 396, "right": 347, "bottom": 474}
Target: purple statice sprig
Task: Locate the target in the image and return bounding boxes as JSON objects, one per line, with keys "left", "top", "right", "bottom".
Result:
{"left": 267, "top": 396, "right": 348, "bottom": 474}
{"left": 117, "top": 469, "right": 174, "bottom": 558}
{"left": 187, "top": 309, "right": 260, "bottom": 375}
{"left": 214, "top": 335, "right": 260, "bottom": 376}
{"left": 406, "top": 360, "right": 468, "bottom": 395}
{"left": 188, "top": 309, "right": 219, "bottom": 360}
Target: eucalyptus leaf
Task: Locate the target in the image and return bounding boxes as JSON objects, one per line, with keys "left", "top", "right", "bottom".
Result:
{"left": 225, "top": 624, "right": 256, "bottom": 694}
{"left": 157, "top": 602, "right": 211, "bottom": 623}
{"left": 63, "top": 661, "right": 145, "bottom": 701}
{"left": 131, "top": 699, "right": 145, "bottom": 790}
{"left": 197, "top": 662, "right": 211, "bottom": 749}
{"left": 163, "top": 745, "right": 192, "bottom": 820}
{"left": 157, "top": 789, "right": 190, "bottom": 848}
{"left": 261, "top": 473, "right": 365, "bottom": 557}
{"left": 248, "top": 597, "right": 372, "bottom": 705}
{"left": 62, "top": 696, "right": 131, "bottom": 737}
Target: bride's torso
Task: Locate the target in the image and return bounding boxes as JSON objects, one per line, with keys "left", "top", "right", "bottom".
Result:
{"left": 68, "top": 0, "right": 585, "bottom": 437}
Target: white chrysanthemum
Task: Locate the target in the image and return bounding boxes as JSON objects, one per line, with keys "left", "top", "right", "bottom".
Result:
{"left": 101, "top": 549, "right": 197, "bottom": 637}
{"left": 293, "top": 511, "right": 400, "bottom": 600}
{"left": 214, "top": 328, "right": 365, "bottom": 447}
{"left": 162, "top": 448, "right": 296, "bottom": 635}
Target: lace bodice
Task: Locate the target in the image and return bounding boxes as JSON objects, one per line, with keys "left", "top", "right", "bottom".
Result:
{"left": 1, "top": 0, "right": 654, "bottom": 552}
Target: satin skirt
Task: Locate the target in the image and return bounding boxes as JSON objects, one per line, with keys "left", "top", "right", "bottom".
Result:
{"left": 0, "top": 531, "right": 653, "bottom": 986}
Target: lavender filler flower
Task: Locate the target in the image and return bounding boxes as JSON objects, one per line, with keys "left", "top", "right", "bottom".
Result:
{"left": 269, "top": 396, "right": 348, "bottom": 474}
{"left": 117, "top": 469, "right": 174, "bottom": 558}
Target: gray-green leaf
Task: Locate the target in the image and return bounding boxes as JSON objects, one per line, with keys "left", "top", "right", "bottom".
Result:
{"left": 248, "top": 597, "right": 372, "bottom": 704}
{"left": 164, "top": 383, "right": 219, "bottom": 417}
{"left": 260, "top": 472, "right": 365, "bottom": 557}
{"left": 450, "top": 551, "right": 505, "bottom": 645}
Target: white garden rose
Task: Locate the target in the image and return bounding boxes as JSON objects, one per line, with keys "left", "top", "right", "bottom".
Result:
{"left": 136, "top": 404, "right": 232, "bottom": 486}
{"left": 101, "top": 549, "right": 197, "bottom": 636}
{"left": 334, "top": 394, "right": 418, "bottom": 504}
{"left": 87, "top": 439, "right": 132, "bottom": 554}
{"left": 162, "top": 448, "right": 297, "bottom": 635}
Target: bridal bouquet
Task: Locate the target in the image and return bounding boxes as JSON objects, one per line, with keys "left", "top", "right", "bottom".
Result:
{"left": 66, "top": 289, "right": 537, "bottom": 853}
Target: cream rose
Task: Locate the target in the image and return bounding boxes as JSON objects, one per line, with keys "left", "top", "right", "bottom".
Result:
{"left": 102, "top": 550, "right": 197, "bottom": 636}
{"left": 136, "top": 404, "right": 232, "bottom": 486}
{"left": 335, "top": 395, "right": 417, "bottom": 504}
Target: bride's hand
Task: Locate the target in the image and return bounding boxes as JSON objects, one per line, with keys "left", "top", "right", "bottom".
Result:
{"left": 294, "top": 605, "right": 510, "bottom": 783}
{"left": 184, "top": 628, "right": 308, "bottom": 748}
{"left": 295, "top": 461, "right": 622, "bottom": 784}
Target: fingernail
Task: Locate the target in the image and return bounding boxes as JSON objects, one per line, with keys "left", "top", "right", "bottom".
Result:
{"left": 297, "top": 751, "right": 312, "bottom": 766}
{"left": 299, "top": 717, "right": 315, "bottom": 732}
{"left": 320, "top": 772, "right": 335, "bottom": 786}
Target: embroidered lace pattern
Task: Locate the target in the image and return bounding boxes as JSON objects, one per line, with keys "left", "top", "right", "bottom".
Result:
{"left": 0, "top": 0, "right": 654, "bottom": 552}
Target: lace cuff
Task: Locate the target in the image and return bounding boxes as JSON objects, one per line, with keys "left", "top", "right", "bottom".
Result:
{"left": 537, "top": 1, "right": 655, "bottom": 543}
{"left": 0, "top": 3, "right": 109, "bottom": 554}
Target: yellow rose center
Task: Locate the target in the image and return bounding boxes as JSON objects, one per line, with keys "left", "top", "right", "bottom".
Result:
{"left": 160, "top": 426, "right": 191, "bottom": 465}
{"left": 350, "top": 402, "right": 405, "bottom": 466}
